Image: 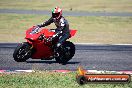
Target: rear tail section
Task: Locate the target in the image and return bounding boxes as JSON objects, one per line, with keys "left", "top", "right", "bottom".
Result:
{"left": 70, "top": 29, "right": 77, "bottom": 37}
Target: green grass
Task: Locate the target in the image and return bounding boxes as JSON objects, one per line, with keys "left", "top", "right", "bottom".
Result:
{"left": 0, "top": 0, "right": 132, "bottom": 12}
{"left": 0, "top": 14, "right": 132, "bottom": 44}
{"left": 0, "top": 71, "right": 132, "bottom": 88}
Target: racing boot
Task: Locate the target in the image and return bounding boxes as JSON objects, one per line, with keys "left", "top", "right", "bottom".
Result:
{"left": 54, "top": 43, "right": 62, "bottom": 57}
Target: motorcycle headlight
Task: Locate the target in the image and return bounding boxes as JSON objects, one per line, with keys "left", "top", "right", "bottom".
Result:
{"left": 27, "top": 38, "right": 34, "bottom": 42}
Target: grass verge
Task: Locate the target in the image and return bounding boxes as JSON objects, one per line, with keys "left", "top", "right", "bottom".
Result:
{"left": 0, "top": 14, "right": 132, "bottom": 44}
{"left": 0, "top": 71, "right": 132, "bottom": 88}
{"left": 0, "top": 0, "right": 132, "bottom": 12}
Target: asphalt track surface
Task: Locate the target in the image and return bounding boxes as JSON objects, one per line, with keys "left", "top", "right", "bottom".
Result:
{"left": 0, "top": 43, "right": 132, "bottom": 71}
{"left": 1, "top": 9, "right": 132, "bottom": 16}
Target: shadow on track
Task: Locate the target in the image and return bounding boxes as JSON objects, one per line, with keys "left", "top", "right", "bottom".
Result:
{"left": 26, "top": 60, "right": 80, "bottom": 65}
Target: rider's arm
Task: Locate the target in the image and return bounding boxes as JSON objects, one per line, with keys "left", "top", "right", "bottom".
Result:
{"left": 38, "top": 17, "right": 54, "bottom": 27}
{"left": 59, "top": 18, "right": 65, "bottom": 31}
{"left": 53, "top": 19, "right": 66, "bottom": 38}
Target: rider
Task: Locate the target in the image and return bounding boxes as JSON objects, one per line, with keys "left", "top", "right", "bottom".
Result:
{"left": 37, "top": 7, "right": 70, "bottom": 52}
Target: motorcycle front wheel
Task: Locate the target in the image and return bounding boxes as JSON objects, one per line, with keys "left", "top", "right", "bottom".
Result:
{"left": 13, "top": 42, "right": 32, "bottom": 62}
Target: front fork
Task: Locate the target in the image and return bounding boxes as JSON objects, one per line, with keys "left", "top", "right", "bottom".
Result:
{"left": 23, "top": 42, "right": 34, "bottom": 57}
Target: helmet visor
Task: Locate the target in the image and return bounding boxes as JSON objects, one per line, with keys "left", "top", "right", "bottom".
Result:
{"left": 52, "top": 12, "right": 60, "bottom": 18}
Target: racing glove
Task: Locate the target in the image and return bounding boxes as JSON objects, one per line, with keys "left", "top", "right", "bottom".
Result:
{"left": 37, "top": 22, "right": 46, "bottom": 28}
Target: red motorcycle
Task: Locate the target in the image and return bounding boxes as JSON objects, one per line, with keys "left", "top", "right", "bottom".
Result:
{"left": 13, "top": 26, "right": 77, "bottom": 64}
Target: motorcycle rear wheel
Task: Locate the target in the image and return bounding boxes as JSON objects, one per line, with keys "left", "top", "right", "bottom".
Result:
{"left": 55, "top": 41, "right": 75, "bottom": 64}
{"left": 13, "top": 42, "right": 32, "bottom": 62}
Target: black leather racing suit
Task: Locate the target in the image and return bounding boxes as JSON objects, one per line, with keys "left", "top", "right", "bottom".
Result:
{"left": 39, "top": 16, "right": 70, "bottom": 47}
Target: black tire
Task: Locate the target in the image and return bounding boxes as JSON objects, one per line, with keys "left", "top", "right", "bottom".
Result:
{"left": 13, "top": 42, "right": 32, "bottom": 62}
{"left": 55, "top": 41, "right": 75, "bottom": 64}
{"left": 76, "top": 75, "right": 87, "bottom": 85}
